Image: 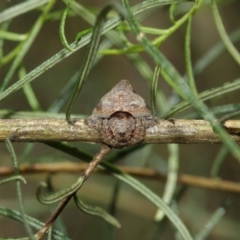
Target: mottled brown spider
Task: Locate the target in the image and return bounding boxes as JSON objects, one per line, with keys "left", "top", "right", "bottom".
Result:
{"left": 86, "top": 80, "right": 156, "bottom": 148}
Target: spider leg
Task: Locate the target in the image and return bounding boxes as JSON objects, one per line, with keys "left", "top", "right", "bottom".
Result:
{"left": 128, "top": 118, "right": 146, "bottom": 145}
{"left": 144, "top": 116, "right": 158, "bottom": 128}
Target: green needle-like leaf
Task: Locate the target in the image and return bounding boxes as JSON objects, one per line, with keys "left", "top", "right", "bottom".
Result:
{"left": 5, "top": 137, "right": 35, "bottom": 240}
{"left": 65, "top": 2, "right": 128, "bottom": 122}
{"left": 74, "top": 194, "right": 121, "bottom": 228}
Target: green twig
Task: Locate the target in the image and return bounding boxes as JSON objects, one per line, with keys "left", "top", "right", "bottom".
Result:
{"left": 151, "top": 65, "right": 161, "bottom": 116}
{"left": 0, "top": 30, "right": 27, "bottom": 41}
{"left": 0, "top": 0, "right": 186, "bottom": 103}
{"left": 0, "top": 206, "right": 71, "bottom": 240}
{"left": 210, "top": 146, "right": 228, "bottom": 178}
{"left": 164, "top": 77, "right": 240, "bottom": 118}
{"left": 73, "top": 194, "right": 121, "bottom": 228}
{"left": 154, "top": 144, "right": 179, "bottom": 221}
{"left": 0, "top": 0, "right": 49, "bottom": 23}
{"left": 185, "top": 16, "right": 197, "bottom": 95}
{"left": 211, "top": 0, "right": 240, "bottom": 66}
{"left": 19, "top": 66, "right": 42, "bottom": 111}
{"left": 36, "top": 144, "right": 110, "bottom": 238}
{"left": 65, "top": 2, "right": 128, "bottom": 123}
{"left": 0, "top": 0, "right": 55, "bottom": 92}
{"left": 46, "top": 141, "right": 193, "bottom": 240}
{"left": 5, "top": 137, "right": 35, "bottom": 240}
{"left": 194, "top": 196, "right": 233, "bottom": 240}
{"left": 59, "top": 0, "right": 74, "bottom": 51}
{"left": 0, "top": 175, "right": 26, "bottom": 186}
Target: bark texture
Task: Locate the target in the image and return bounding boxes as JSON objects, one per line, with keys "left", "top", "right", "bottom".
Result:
{"left": 0, "top": 118, "right": 239, "bottom": 143}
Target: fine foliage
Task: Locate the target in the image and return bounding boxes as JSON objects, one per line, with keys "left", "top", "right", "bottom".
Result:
{"left": 0, "top": 0, "right": 240, "bottom": 239}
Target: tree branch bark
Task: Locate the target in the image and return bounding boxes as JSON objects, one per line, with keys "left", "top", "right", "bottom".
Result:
{"left": 0, "top": 118, "right": 239, "bottom": 143}
{"left": 0, "top": 163, "right": 239, "bottom": 193}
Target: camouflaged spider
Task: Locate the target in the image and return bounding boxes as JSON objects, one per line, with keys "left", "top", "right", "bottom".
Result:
{"left": 86, "top": 80, "right": 156, "bottom": 148}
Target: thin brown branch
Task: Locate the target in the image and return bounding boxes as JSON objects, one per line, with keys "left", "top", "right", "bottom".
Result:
{"left": 83, "top": 144, "right": 110, "bottom": 178}
{"left": 35, "top": 145, "right": 110, "bottom": 239}
{"left": 0, "top": 118, "right": 239, "bottom": 143}
{"left": 35, "top": 195, "right": 72, "bottom": 239}
{"left": 0, "top": 162, "right": 239, "bottom": 193}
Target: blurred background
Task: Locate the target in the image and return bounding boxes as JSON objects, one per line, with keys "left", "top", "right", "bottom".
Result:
{"left": 0, "top": 0, "right": 240, "bottom": 239}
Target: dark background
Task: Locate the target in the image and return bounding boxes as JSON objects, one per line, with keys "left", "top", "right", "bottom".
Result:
{"left": 0, "top": 0, "right": 240, "bottom": 239}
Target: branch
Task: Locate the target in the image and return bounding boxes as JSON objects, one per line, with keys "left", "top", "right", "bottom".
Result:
{"left": 35, "top": 145, "right": 110, "bottom": 238}
{"left": 0, "top": 118, "right": 239, "bottom": 143}
{"left": 0, "top": 163, "right": 239, "bottom": 194}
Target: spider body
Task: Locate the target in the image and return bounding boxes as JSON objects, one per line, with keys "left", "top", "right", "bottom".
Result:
{"left": 86, "top": 80, "right": 156, "bottom": 148}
